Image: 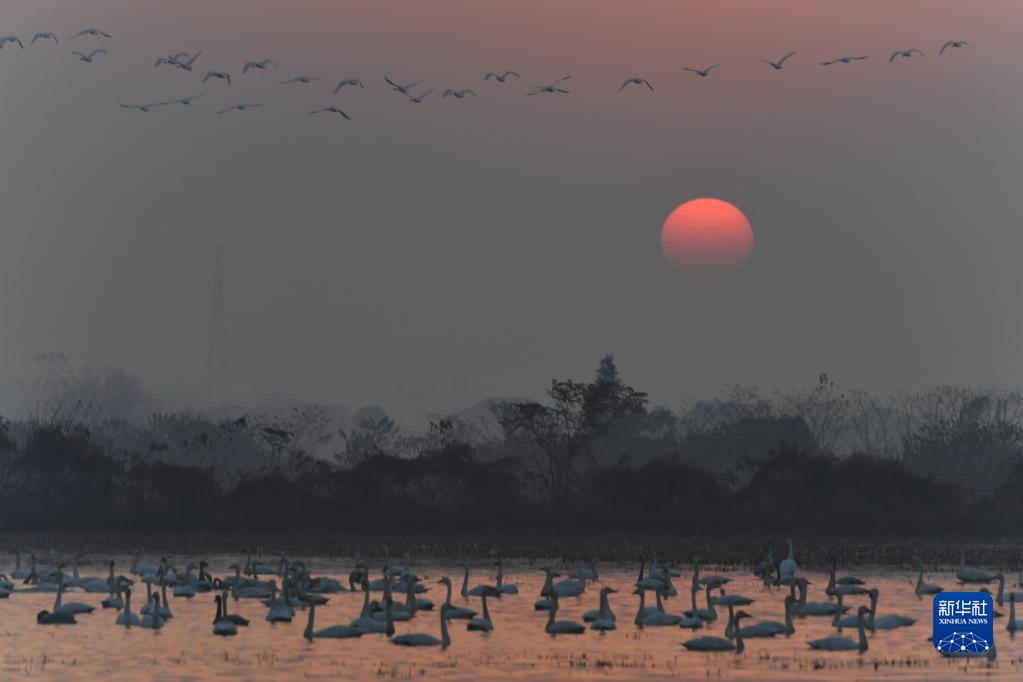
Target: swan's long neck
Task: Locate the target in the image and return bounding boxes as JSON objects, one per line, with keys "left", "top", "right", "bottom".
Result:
{"left": 655, "top": 590, "right": 665, "bottom": 614}
{"left": 725, "top": 605, "right": 735, "bottom": 639}
{"left": 599, "top": 590, "right": 610, "bottom": 616}
{"left": 637, "top": 558, "right": 645, "bottom": 582}
{"left": 384, "top": 598, "right": 394, "bottom": 636}
{"left": 634, "top": 590, "right": 646, "bottom": 624}
{"left": 461, "top": 566, "right": 469, "bottom": 596}
{"left": 481, "top": 593, "right": 490, "bottom": 620}
{"left": 997, "top": 575, "right": 1005, "bottom": 604}
{"left": 784, "top": 599, "right": 794, "bottom": 635}
{"left": 786, "top": 539, "right": 794, "bottom": 561}
{"left": 443, "top": 581, "right": 452, "bottom": 607}
{"left": 440, "top": 607, "right": 450, "bottom": 647}
{"left": 542, "top": 571, "right": 554, "bottom": 596}
{"left": 495, "top": 563, "right": 504, "bottom": 587}
{"left": 360, "top": 588, "right": 370, "bottom": 617}
{"left": 734, "top": 615, "right": 745, "bottom": 654}
{"left": 826, "top": 564, "right": 836, "bottom": 593}
{"left": 915, "top": 569, "right": 923, "bottom": 589}
{"left": 868, "top": 592, "right": 879, "bottom": 630}
{"left": 857, "top": 613, "right": 868, "bottom": 652}
{"left": 124, "top": 590, "right": 132, "bottom": 616}
{"left": 1010, "top": 598, "right": 1016, "bottom": 629}
{"left": 547, "top": 601, "right": 557, "bottom": 631}
{"left": 831, "top": 594, "right": 844, "bottom": 627}
{"left": 705, "top": 585, "right": 716, "bottom": 618}
{"left": 690, "top": 586, "right": 699, "bottom": 614}
{"left": 304, "top": 603, "right": 315, "bottom": 639}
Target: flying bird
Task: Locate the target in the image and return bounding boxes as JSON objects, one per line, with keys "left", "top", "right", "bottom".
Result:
{"left": 405, "top": 88, "right": 435, "bottom": 103}
{"left": 70, "top": 28, "right": 111, "bottom": 39}
{"left": 819, "top": 56, "right": 868, "bottom": 65}
{"left": 385, "top": 77, "right": 422, "bottom": 94}
{"left": 334, "top": 78, "right": 365, "bottom": 93}
{"left": 72, "top": 49, "right": 107, "bottom": 62}
{"left": 0, "top": 35, "right": 24, "bottom": 49}
{"left": 442, "top": 88, "right": 477, "bottom": 98}
{"left": 31, "top": 32, "right": 59, "bottom": 46}
{"left": 484, "top": 70, "right": 519, "bottom": 82}
{"left": 310, "top": 106, "right": 351, "bottom": 119}
{"left": 120, "top": 102, "right": 163, "bottom": 113}
{"left": 762, "top": 51, "right": 795, "bottom": 70}
{"left": 155, "top": 52, "right": 189, "bottom": 67}
{"left": 683, "top": 64, "right": 720, "bottom": 77}
{"left": 218, "top": 103, "right": 262, "bottom": 114}
{"left": 165, "top": 91, "right": 207, "bottom": 106}
{"left": 203, "top": 70, "right": 231, "bottom": 85}
{"left": 279, "top": 75, "right": 319, "bottom": 84}
{"left": 242, "top": 59, "right": 278, "bottom": 73}
{"left": 619, "top": 77, "right": 653, "bottom": 91}
{"left": 939, "top": 40, "right": 972, "bottom": 55}
{"left": 527, "top": 76, "right": 571, "bottom": 95}
{"left": 889, "top": 48, "right": 924, "bottom": 62}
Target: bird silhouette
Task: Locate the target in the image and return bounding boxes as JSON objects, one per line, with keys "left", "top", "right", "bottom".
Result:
{"left": 683, "top": 64, "right": 720, "bottom": 77}
{"left": 164, "top": 91, "right": 207, "bottom": 106}
{"left": 310, "top": 106, "right": 352, "bottom": 119}
{"left": 442, "top": 88, "right": 477, "bottom": 98}
{"left": 527, "top": 76, "right": 571, "bottom": 95}
{"left": 70, "top": 28, "right": 111, "bottom": 39}
{"left": 155, "top": 52, "right": 189, "bottom": 67}
{"left": 334, "top": 78, "right": 365, "bottom": 93}
{"left": 405, "top": 88, "right": 435, "bottom": 103}
{"left": 218, "top": 103, "right": 262, "bottom": 113}
{"left": 484, "top": 70, "right": 519, "bottom": 82}
{"left": 72, "top": 49, "right": 107, "bottom": 62}
{"left": 0, "top": 35, "right": 25, "bottom": 49}
{"left": 889, "top": 48, "right": 924, "bottom": 62}
{"left": 243, "top": 59, "right": 278, "bottom": 73}
{"left": 31, "top": 32, "right": 59, "bottom": 46}
{"left": 280, "top": 75, "right": 319, "bottom": 85}
{"left": 819, "top": 56, "right": 867, "bottom": 65}
{"left": 763, "top": 52, "right": 795, "bottom": 70}
{"left": 939, "top": 40, "right": 972, "bottom": 55}
{"left": 203, "top": 71, "right": 231, "bottom": 85}
{"left": 619, "top": 77, "right": 653, "bottom": 91}
{"left": 120, "top": 102, "right": 163, "bottom": 112}
{"left": 385, "top": 77, "right": 422, "bottom": 94}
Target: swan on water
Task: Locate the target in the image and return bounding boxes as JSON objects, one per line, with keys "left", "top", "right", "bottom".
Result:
{"left": 37, "top": 609, "right": 76, "bottom": 625}
{"left": 140, "top": 594, "right": 164, "bottom": 630}
{"left": 466, "top": 591, "right": 495, "bottom": 632}
{"left": 495, "top": 561, "right": 518, "bottom": 595}
{"left": 392, "top": 605, "right": 452, "bottom": 648}
{"left": 778, "top": 540, "right": 798, "bottom": 582}
{"left": 545, "top": 594, "right": 585, "bottom": 635}
{"left": 635, "top": 588, "right": 680, "bottom": 627}
{"left": 809, "top": 606, "right": 870, "bottom": 651}
{"left": 793, "top": 578, "right": 846, "bottom": 617}
{"left": 740, "top": 595, "right": 795, "bottom": 638}
{"left": 915, "top": 567, "right": 943, "bottom": 596}
{"left": 683, "top": 611, "right": 751, "bottom": 652}
{"left": 957, "top": 553, "right": 997, "bottom": 584}
{"left": 583, "top": 586, "right": 616, "bottom": 622}
{"left": 303, "top": 601, "right": 362, "bottom": 639}
{"left": 116, "top": 588, "right": 140, "bottom": 627}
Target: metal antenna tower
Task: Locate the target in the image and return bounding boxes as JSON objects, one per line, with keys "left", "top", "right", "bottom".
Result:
{"left": 206, "top": 245, "right": 230, "bottom": 404}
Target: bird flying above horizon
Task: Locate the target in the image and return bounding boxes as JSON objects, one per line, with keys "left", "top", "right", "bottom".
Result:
{"left": 242, "top": 59, "right": 278, "bottom": 73}
{"left": 203, "top": 70, "right": 231, "bottom": 85}
{"left": 939, "top": 40, "right": 972, "bottom": 55}
{"left": 164, "top": 91, "right": 207, "bottom": 106}
{"left": 70, "top": 28, "right": 111, "bottom": 39}
{"left": 280, "top": 75, "right": 319, "bottom": 84}
{"left": 527, "top": 76, "right": 571, "bottom": 95}
{"left": 120, "top": 102, "right": 163, "bottom": 112}
{"left": 484, "top": 70, "right": 519, "bottom": 82}
{"left": 310, "top": 106, "right": 351, "bottom": 119}
{"left": 443, "top": 88, "right": 477, "bottom": 98}
{"left": 763, "top": 52, "right": 795, "bottom": 70}
{"left": 683, "top": 64, "right": 720, "bottom": 77}
{"left": 218, "top": 103, "right": 262, "bottom": 113}
{"left": 72, "top": 49, "right": 107, "bottom": 62}
{"left": 889, "top": 48, "right": 924, "bottom": 62}
{"left": 334, "top": 78, "right": 365, "bottom": 93}
{"left": 619, "top": 77, "right": 653, "bottom": 91}
{"left": 405, "top": 88, "right": 435, "bottom": 103}
{"left": 31, "top": 32, "right": 59, "bottom": 46}
{"left": 385, "top": 77, "right": 422, "bottom": 94}
{"left": 0, "top": 35, "right": 25, "bottom": 49}
{"left": 820, "top": 56, "right": 868, "bottom": 65}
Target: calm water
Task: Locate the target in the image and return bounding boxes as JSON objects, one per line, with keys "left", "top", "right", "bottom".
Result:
{"left": 1, "top": 556, "right": 1021, "bottom": 681}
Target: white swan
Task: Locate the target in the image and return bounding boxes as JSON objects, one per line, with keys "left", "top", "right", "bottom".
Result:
{"left": 116, "top": 588, "right": 140, "bottom": 627}
{"left": 303, "top": 601, "right": 361, "bottom": 639}
{"left": 405, "top": 89, "right": 435, "bottom": 104}
{"left": 242, "top": 59, "right": 278, "bottom": 73}
{"left": 683, "top": 611, "right": 751, "bottom": 652}
{"left": 384, "top": 77, "right": 422, "bottom": 94}
{"left": 915, "top": 567, "right": 943, "bottom": 596}
{"left": 619, "top": 77, "right": 653, "bottom": 91}
{"left": 763, "top": 52, "right": 796, "bottom": 70}
{"left": 54, "top": 575, "right": 95, "bottom": 615}
{"left": 819, "top": 56, "right": 867, "bottom": 65}
{"left": 683, "top": 64, "right": 720, "bottom": 78}
{"left": 635, "top": 589, "right": 680, "bottom": 627}
{"left": 265, "top": 582, "right": 293, "bottom": 622}
{"left": 31, "top": 32, "right": 59, "bottom": 46}
{"left": 0, "top": 35, "right": 23, "bottom": 49}
{"left": 957, "top": 553, "right": 997, "bottom": 584}
{"left": 11, "top": 553, "right": 33, "bottom": 580}
{"left": 460, "top": 564, "right": 496, "bottom": 598}
{"left": 438, "top": 576, "right": 476, "bottom": 619}
{"left": 994, "top": 574, "right": 1023, "bottom": 606}
{"left": 218, "top": 103, "right": 262, "bottom": 114}
{"left": 392, "top": 605, "right": 451, "bottom": 648}
{"left": 351, "top": 589, "right": 395, "bottom": 635}
{"left": 212, "top": 596, "right": 237, "bottom": 636}
{"left": 545, "top": 594, "right": 585, "bottom": 635}
{"left": 280, "top": 75, "right": 319, "bottom": 85}
{"left": 778, "top": 540, "right": 798, "bottom": 581}
{"left": 794, "top": 578, "right": 845, "bottom": 616}
{"left": 443, "top": 88, "right": 477, "bottom": 98}
{"left": 70, "top": 28, "right": 111, "bottom": 38}
{"left": 484, "top": 71, "right": 519, "bottom": 82}
{"left": 467, "top": 591, "right": 495, "bottom": 632}
{"left": 939, "top": 40, "right": 972, "bottom": 55}
{"left": 140, "top": 594, "right": 164, "bottom": 630}
{"left": 72, "top": 49, "right": 106, "bottom": 62}
{"left": 495, "top": 561, "right": 518, "bottom": 595}
{"left": 203, "top": 71, "right": 231, "bottom": 86}
{"left": 867, "top": 589, "right": 915, "bottom": 631}
{"left": 809, "top": 607, "right": 869, "bottom": 651}
{"left": 526, "top": 76, "right": 571, "bottom": 95}
{"left": 741, "top": 595, "right": 795, "bottom": 638}
{"left": 890, "top": 48, "right": 924, "bottom": 62}
{"left": 334, "top": 78, "right": 365, "bottom": 93}
{"left": 583, "top": 586, "right": 616, "bottom": 622}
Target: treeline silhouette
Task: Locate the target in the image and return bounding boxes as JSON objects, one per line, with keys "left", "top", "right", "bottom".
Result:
{"left": 2, "top": 355, "right": 1022, "bottom": 535}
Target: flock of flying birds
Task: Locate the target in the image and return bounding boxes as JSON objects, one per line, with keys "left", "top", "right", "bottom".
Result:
{"left": 0, "top": 29, "right": 975, "bottom": 119}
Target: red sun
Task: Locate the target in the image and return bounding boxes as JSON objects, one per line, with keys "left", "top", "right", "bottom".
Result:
{"left": 660, "top": 198, "right": 753, "bottom": 275}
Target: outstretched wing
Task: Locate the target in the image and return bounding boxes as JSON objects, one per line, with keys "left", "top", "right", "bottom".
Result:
{"left": 778, "top": 51, "right": 795, "bottom": 65}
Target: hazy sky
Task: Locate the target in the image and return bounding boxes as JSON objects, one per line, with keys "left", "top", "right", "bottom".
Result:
{"left": 1, "top": 1, "right": 1021, "bottom": 424}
